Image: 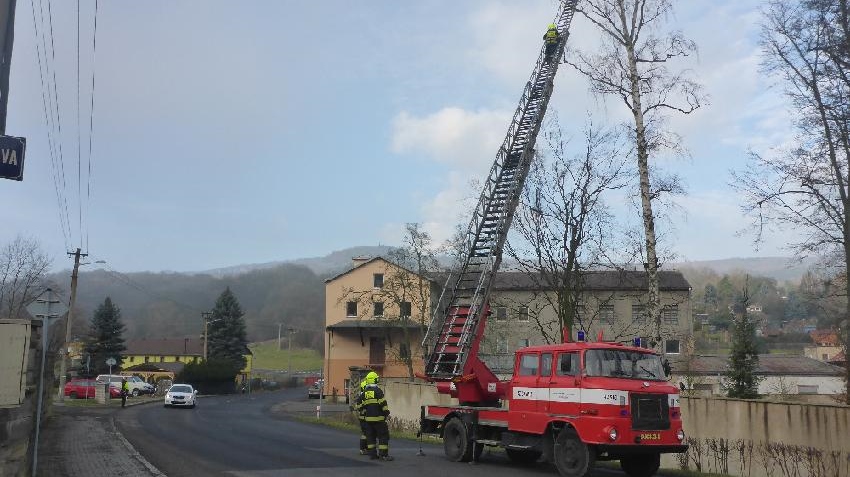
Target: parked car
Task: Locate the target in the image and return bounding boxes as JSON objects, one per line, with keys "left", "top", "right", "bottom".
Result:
{"left": 164, "top": 383, "right": 197, "bottom": 408}
{"left": 307, "top": 380, "right": 323, "bottom": 399}
{"left": 64, "top": 379, "right": 122, "bottom": 399}
{"left": 95, "top": 374, "right": 154, "bottom": 397}
{"left": 64, "top": 379, "right": 96, "bottom": 399}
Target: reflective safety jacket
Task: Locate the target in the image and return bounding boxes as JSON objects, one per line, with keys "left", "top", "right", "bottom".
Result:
{"left": 544, "top": 27, "right": 559, "bottom": 44}
{"left": 356, "top": 384, "right": 389, "bottom": 422}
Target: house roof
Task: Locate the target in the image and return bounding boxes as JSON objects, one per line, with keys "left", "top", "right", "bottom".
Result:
{"left": 327, "top": 319, "right": 425, "bottom": 331}
{"left": 125, "top": 338, "right": 204, "bottom": 357}
{"left": 809, "top": 330, "right": 841, "bottom": 346}
{"left": 670, "top": 354, "right": 845, "bottom": 376}
{"left": 124, "top": 362, "right": 185, "bottom": 373}
{"left": 428, "top": 269, "right": 691, "bottom": 292}
{"left": 829, "top": 351, "right": 846, "bottom": 366}
{"left": 324, "top": 256, "right": 438, "bottom": 284}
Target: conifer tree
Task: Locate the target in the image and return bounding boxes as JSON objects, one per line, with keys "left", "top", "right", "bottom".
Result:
{"left": 83, "top": 297, "right": 126, "bottom": 375}
{"left": 207, "top": 288, "right": 249, "bottom": 369}
{"left": 725, "top": 280, "right": 761, "bottom": 399}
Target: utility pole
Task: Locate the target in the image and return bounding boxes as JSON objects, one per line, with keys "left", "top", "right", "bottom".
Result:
{"left": 278, "top": 323, "right": 282, "bottom": 350}
{"left": 287, "top": 327, "right": 295, "bottom": 376}
{"left": 202, "top": 312, "right": 212, "bottom": 361}
{"left": 58, "top": 248, "right": 86, "bottom": 402}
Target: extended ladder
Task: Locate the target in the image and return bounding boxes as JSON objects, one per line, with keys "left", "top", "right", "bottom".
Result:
{"left": 424, "top": 0, "right": 579, "bottom": 380}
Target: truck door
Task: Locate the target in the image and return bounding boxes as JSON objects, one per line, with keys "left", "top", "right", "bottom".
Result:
{"left": 548, "top": 351, "right": 580, "bottom": 417}
{"left": 537, "top": 352, "right": 553, "bottom": 413}
{"left": 511, "top": 352, "right": 540, "bottom": 415}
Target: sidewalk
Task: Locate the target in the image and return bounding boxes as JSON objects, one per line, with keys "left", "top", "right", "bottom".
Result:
{"left": 36, "top": 400, "right": 164, "bottom": 477}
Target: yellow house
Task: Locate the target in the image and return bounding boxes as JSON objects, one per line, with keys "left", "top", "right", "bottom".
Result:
{"left": 123, "top": 338, "right": 253, "bottom": 383}
{"left": 324, "top": 257, "right": 436, "bottom": 400}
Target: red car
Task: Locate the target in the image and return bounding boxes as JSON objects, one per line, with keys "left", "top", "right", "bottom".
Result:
{"left": 64, "top": 379, "right": 122, "bottom": 399}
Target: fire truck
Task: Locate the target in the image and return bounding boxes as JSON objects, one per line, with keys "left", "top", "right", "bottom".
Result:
{"left": 417, "top": 2, "right": 687, "bottom": 476}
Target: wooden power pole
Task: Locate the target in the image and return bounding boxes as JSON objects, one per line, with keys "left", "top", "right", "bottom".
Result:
{"left": 58, "top": 247, "right": 86, "bottom": 401}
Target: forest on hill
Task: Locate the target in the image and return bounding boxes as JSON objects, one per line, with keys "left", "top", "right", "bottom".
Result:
{"left": 59, "top": 263, "right": 327, "bottom": 350}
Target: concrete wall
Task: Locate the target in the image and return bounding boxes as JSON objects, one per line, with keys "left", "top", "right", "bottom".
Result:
{"left": 383, "top": 380, "right": 850, "bottom": 477}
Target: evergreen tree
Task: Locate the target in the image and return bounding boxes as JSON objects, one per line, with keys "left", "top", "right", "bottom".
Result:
{"left": 726, "top": 280, "right": 761, "bottom": 399}
{"left": 207, "top": 288, "right": 248, "bottom": 369}
{"left": 83, "top": 297, "right": 126, "bottom": 375}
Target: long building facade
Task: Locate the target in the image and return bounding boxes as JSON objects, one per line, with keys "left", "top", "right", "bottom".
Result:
{"left": 324, "top": 257, "right": 693, "bottom": 399}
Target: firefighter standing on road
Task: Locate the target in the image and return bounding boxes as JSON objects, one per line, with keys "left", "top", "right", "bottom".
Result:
{"left": 120, "top": 378, "right": 130, "bottom": 408}
{"left": 353, "top": 379, "right": 369, "bottom": 455}
{"left": 358, "top": 371, "right": 393, "bottom": 461}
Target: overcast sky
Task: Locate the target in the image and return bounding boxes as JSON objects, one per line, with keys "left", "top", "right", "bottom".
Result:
{"left": 2, "top": 0, "right": 799, "bottom": 273}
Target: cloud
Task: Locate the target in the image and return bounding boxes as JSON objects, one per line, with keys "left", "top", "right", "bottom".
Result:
{"left": 391, "top": 107, "right": 509, "bottom": 171}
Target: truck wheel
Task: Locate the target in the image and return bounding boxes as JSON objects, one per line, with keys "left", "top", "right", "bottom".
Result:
{"left": 620, "top": 453, "right": 660, "bottom": 477}
{"left": 553, "top": 429, "right": 594, "bottom": 477}
{"left": 443, "top": 418, "right": 482, "bottom": 462}
{"left": 506, "top": 448, "right": 542, "bottom": 464}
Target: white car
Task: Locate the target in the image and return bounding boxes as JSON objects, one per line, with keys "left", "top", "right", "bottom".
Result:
{"left": 163, "top": 383, "right": 197, "bottom": 408}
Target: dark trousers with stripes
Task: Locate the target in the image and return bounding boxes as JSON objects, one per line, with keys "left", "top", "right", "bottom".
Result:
{"left": 365, "top": 420, "right": 390, "bottom": 457}
{"left": 359, "top": 418, "right": 368, "bottom": 453}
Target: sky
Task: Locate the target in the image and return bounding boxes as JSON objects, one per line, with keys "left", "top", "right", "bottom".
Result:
{"left": 1, "top": 0, "right": 801, "bottom": 273}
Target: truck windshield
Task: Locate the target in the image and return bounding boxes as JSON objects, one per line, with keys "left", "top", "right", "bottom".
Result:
{"left": 584, "top": 349, "right": 666, "bottom": 381}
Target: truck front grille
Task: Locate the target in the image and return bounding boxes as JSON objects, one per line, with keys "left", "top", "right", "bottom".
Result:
{"left": 630, "top": 393, "right": 670, "bottom": 430}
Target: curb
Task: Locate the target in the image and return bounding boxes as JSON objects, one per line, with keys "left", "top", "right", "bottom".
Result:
{"left": 110, "top": 416, "right": 167, "bottom": 477}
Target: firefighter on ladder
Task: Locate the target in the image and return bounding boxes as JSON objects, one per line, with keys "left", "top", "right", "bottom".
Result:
{"left": 543, "top": 23, "right": 559, "bottom": 63}
{"left": 358, "top": 371, "right": 393, "bottom": 461}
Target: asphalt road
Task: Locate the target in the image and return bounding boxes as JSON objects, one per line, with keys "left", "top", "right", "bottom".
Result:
{"left": 115, "top": 388, "right": 631, "bottom": 477}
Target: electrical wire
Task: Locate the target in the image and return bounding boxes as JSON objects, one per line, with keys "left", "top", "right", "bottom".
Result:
{"left": 30, "top": 0, "right": 71, "bottom": 249}
{"left": 76, "top": 0, "right": 82, "bottom": 251}
{"left": 84, "top": 0, "right": 99, "bottom": 254}
{"left": 95, "top": 261, "right": 206, "bottom": 313}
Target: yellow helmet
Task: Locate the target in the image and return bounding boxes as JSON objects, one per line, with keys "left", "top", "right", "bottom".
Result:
{"left": 548, "top": 23, "right": 556, "bottom": 30}
{"left": 365, "top": 371, "right": 379, "bottom": 384}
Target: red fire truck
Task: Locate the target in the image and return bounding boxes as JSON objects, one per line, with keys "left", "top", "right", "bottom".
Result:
{"left": 417, "top": 2, "right": 687, "bottom": 476}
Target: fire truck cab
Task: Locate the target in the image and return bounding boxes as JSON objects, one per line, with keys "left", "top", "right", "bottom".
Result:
{"left": 421, "top": 340, "right": 687, "bottom": 477}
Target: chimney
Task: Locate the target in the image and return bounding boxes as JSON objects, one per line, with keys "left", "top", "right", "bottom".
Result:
{"left": 184, "top": 338, "right": 189, "bottom": 354}
{"left": 352, "top": 256, "right": 370, "bottom": 268}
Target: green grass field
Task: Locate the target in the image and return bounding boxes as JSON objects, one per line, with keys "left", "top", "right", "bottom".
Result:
{"left": 249, "top": 340, "right": 323, "bottom": 371}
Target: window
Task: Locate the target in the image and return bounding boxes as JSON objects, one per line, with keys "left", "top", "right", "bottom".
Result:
{"left": 632, "top": 304, "right": 647, "bottom": 323}
{"left": 128, "top": 356, "right": 135, "bottom": 363}
{"left": 174, "top": 356, "right": 181, "bottom": 362}
{"left": 557, "top": 353, "right": 579, "bottom": 376}
{"left": 599, "top": 305, "right": 615, "bottom": 324}
{"left": 373, "top": 273, "right": 384, "bottom": 288}
{"left": 517, "top": 338, "right": 530, "bottom": 348}
{"left": 494, "top": 306, "right": 507, "bottom": 321}
{"left": 518, "top": 354, "right": 539, "bottom": 376}
{"left": 192, "top": 357, "right": 198, "bottom": 364}
{"left": 400, "top": 301, "right": 411, "bottom": 318}
{"left": 495, "top": 337, "right": 508, "bottom": 354}
{"left": 373, "top": 302, "right": 384, "bottom": 317}
{"left": 798, "top": 384, "right": 819, "bottom": 394}
{"left": 517, "top": 306, "right": 529, "bottom": 321}
{"left": 665, "top": 339, "right": 681, "bottom": 354}
{"left": 346, "top": 301, "right": 358, "bottom": 317}
{"left": 144, "top": 356, "right": 149, "bottom": 363}
{"left": 541, "top": 353, "right": 553, "bottom": 377}
{"left": 159, "top": 356, "right": 165, "bottom": 362}
{"left": 663, "top": 305, "right": 679, "bottom": 325}
{"left": 399, "top": 342, "right": 410, "bottom": 360}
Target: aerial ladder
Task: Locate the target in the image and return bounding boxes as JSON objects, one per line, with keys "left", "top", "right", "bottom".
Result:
{"left": 422, "top": 0, "right": 579, "bottom": 405}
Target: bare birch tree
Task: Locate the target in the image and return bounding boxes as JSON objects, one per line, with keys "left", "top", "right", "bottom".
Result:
{"left": 505, "top": 117, "right": 628, "bottom": 343}
{"left": 568, "top": 0, "right": 703, "bottom": 349}
{"left": 732, "top": 0, "right": 850, "bottom": 403}
{"left": 0, "top": 236, "right": 52, "bottom": 319}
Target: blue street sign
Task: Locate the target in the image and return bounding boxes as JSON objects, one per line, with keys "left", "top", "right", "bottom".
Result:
{"left": 0, "top": 135, "right": 26, "bottom": 181}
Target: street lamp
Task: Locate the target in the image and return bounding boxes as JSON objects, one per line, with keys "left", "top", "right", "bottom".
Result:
{"left": 287, "top": 327, "right": 296, "bottom": 376}
{"left": 202, "top": 312, "right": 222, "bottom": 361}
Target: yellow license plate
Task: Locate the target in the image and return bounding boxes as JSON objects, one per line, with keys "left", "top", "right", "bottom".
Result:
{"left": 640, "top": 433, "right": 661, "bottom": 441}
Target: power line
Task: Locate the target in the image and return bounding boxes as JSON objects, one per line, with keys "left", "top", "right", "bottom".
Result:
{"left": 76, "top": 0, "right": 82, "bottom": 250}
{"left": 84, "top": 0, "right": 98, "bottom": 254}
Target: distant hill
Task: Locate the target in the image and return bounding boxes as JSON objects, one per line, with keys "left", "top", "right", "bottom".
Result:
{"left": 56, "top": 246, "right": 816, "bottom": 350}
{"left": 200, "top": 245, "right": 395, "bottom": 278}
{"left": 671, "top": 256, "right": 815, "bottom": 283}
